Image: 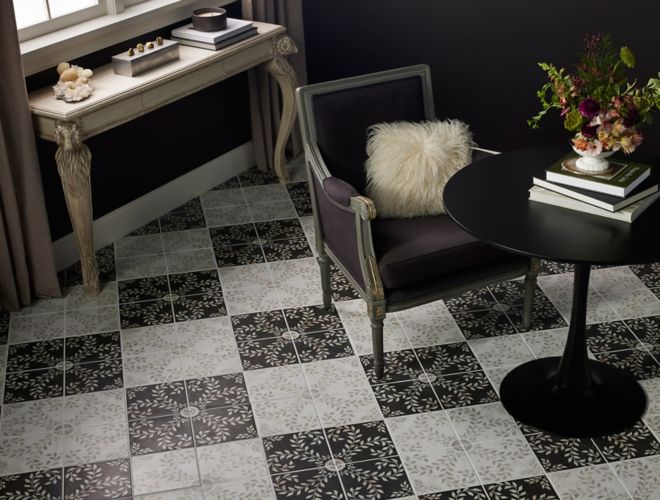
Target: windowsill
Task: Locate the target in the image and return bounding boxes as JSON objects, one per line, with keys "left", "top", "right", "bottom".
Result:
{"left": 20, "top": 0, "right": 236, "bottom": 76}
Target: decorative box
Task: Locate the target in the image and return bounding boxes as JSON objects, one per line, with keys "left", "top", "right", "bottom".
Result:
{"left": 112, "top": 39, "right": 180, "bottom": 77}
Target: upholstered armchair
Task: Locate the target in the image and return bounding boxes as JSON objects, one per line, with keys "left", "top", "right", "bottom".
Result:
{"left": 295, "top": 65, "right": 539, "bottom": 379}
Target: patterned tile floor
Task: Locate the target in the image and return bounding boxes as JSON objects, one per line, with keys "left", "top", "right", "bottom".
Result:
{"left": 3, "top": 160, "right": 660, "bottom": 499}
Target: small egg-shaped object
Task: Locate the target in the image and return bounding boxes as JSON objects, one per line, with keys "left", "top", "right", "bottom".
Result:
{"left": 146, "top": 42, "right": 154, "bottom": 49}
{"left": 57, "top": 62, "right": 70, "bottom": 74}
{"left": 156, "top": 36, "right": 163, "bottom": 45}
{"left": 137, "top": 43, "right": 144, "bottom": 52}
{"left": 60, "top": 68, "right": 79, "bottom": 82}
{"left": 127, "top": 48, "right": 135, "bottom": 56}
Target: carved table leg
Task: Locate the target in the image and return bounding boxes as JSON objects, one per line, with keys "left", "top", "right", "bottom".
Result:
{"left": 54, "top": 121, "right": 99, "bottom": 295}
{"left": 264, "top": 35, "right": 299, "bottom": 184}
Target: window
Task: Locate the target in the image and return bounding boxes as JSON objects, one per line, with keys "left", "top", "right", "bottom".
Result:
{"left": 14, "top": 0, "right": 101, "bottom": 29}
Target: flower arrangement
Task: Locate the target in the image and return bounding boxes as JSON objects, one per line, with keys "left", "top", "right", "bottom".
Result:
{"left": 529, "top": 34, "right": 660, "bottom": 157}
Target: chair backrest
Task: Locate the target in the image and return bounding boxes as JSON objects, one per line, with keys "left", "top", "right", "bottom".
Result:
{"left": 297, "top": 65, "right": 435, "bottom": 193}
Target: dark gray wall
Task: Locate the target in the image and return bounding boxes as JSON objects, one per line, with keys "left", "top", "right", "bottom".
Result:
{"left": 303, "top": 0, "right": 660, "bottom": 158}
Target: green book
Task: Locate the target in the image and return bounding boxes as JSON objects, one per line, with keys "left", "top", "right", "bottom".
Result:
{"left": 546, "top": 153, "right": 651, "bottom": 197}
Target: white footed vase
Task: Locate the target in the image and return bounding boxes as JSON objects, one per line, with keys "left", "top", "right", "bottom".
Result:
{"left": 572, "top": 146, "right": 615, "bottom": 173}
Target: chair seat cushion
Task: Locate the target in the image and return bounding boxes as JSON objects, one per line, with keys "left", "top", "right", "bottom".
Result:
{"left": 372, "top": 214, "right": 520, "bottom": 289}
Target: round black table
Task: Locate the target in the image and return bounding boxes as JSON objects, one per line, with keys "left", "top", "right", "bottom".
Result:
{"left": 444, "top": 146, "right": 660, "bottom": 438}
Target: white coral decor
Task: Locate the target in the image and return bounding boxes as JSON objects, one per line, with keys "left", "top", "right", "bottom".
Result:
{"left": 53, "top": 62, "right": 94, "bottom": 103}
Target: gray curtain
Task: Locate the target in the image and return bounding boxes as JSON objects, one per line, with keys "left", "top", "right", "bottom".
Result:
{"left": 0, "top": 1, "right": 61, "bottom": 311}
{"left": 242, "top": 0, "right": 307, "bottom": 173}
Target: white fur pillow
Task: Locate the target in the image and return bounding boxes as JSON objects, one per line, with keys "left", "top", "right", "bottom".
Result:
{"left": 365, "top": 120, "right": 474, "bottom": 218}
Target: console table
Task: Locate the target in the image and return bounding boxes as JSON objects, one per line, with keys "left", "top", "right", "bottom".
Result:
{"left": 444, "top": 147, "right": 660, "bottom": 437}
{"left": 28, "top": 22, "right": 298, "bottom": 295}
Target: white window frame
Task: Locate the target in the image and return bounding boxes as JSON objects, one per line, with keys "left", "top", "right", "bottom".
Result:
{"left": 20, "top": 0, "right": 237, "bottom": 76}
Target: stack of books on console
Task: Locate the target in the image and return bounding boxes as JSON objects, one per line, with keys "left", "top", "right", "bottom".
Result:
{"left": 528, "top": 153, "right": 659, "bottom": 223}
{"left": 171, "top": 18, "right": 257, "bottom": 50}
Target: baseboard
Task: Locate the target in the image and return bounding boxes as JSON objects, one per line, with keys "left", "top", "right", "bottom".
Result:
{"left": 52, "top": 141, "right": 255, "bottom": 271}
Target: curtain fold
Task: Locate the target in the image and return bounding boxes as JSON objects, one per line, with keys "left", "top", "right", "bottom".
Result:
{"left": 242, "top": 0, "right": 307, "bottom": 173}
{"left": 0, "top": 1, "right": 61, "bottom": 311}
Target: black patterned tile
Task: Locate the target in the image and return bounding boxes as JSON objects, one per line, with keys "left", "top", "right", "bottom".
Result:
{"left": 0, "top": 311, "right": 9, "bottom": 344}
{"left": 330, "top": 264, "right": 361, "bottom": 301}
{"left": 294, "top": 329, "right": 354, "bottom": 363}
{"left": 263, "top": 429, "right": 332, "bottom": 474}
{"left": 339, "top": 456, "right": 413, "bottom": 500}
{"left": 415, "top": 343, "right": 481, "bottom": 376}
{"left": 237, "top": 336, "right": 298, "bottom": 370}
{"left": 287, "top": 182, "right": 310, "bottom": 199}
{"left": 419, "top": 486, "right": 488, "bottom": 500}
{"left": 4, "top": 368, "right": 64, "bottom": 403}
{"left": 283, "top": 304, "right": 343, "bottom": 334}
{"left": 444, "top": 287, "right": 496, "bottom": 314}
{"left": 432, "top": 370, "right": 499, "bottom": 409}
{"left": 119, "top": 299, "right": 173, "bottom": 329}
{"left": 129, "top": 414, "right": 194, "bottom": 455}
{"left": 6, "top": 339, "right": 64, "bottom": 372}
{"left": 65, "top": 358, "right": 124, "bottom": 395}
{"left": 126, "top": 380, "right": 188, "bottom": 420}
{"left": 586, "top": 321, "right": 639, "bottom": 353}
{"left": 170, "top": 197, "right": 202, "bottom": 213}
{"left": 271, "top": 467, "right": 344, "bottom": 500}
{"left": 652, "top": 288, "right": 660, "bottom": 301}
{"left": 484, "top": 476, "right": 559, "bottom": 499}
{"left": 630, "top": 262, "right": 660, "bottom": 288}
{"left": 525, "top": 431, "right": 605, "bottom": 472}
{"left": 262, "top": 238, "right": 313, "bottom": 262}
{"left": 191, "top": 403, "right": 257, "bottom": 446}
{"left": 593, "top": 348, "right": 660, "bottom": 380}
{"left": 625, "top": 316, "right": 660, "bottom": 347}
{"left": 360, "top": 349, "right": 424, "bottom": 385}
{"left": 326, "top": 420, "right": 396, "bottom": 463}
{"left": 293, "top": 197, "right": 313, "bottom": 217}
{"left": 212, "top": 175, "right": 241, "bottom": 190}
{"left": 168, "top": 270, "right": 222, "bottom": 296}
{"left": 508, "top": 298, "right": 568, "bottom": 332}
{"left": 487, "top": 280, "right": 532, "bottom": 307}
{"left": 452, "top": 309, "right": 516, "bottom": 339}
{"left": 185, "top": 373, "right": 249, "bottom": 410}
{"left": 214, "top": 243, "right": 265, "bottom": 267}
{"left": 118, "top": 275, "right": 169, "bottom": 303}
{"left": 255, "top": 219, "right": 306, "bottom": 241}
{"left": 159, "top": 210, "right": 206, "bottom": 232}
{"left": 65, "top": 331, "right": 121, "bottom": 364}
{"left": 209, "top": 223, "right": 258, "bottom": 247}
{"left": 0, "top": 468, "right": 62, "bottom": 500}
{"left": 172, "top": 293, "right": 226, "bottom": 321}
{"left": 231, "top": 309, "right": 288, "bottom": 341}
{"left": 240, "top": 167, "right": 279, "bottom": 186}
{"left": 66, "top": 245, "right": 115, "bottom": 287}
{"left": 539, "top": 260, "right": 574, "bottom": 276}
{"left": 371, "top": 379, "right": 441, "bottom": 417}
{"left": 63, "top": 459, "right": 132, "bottom": 500}
{"left": 592, "top": 420, "right": 660, "bottom": 461}
{"left": 129, "top": 219, "right": 161, "bottom": 236}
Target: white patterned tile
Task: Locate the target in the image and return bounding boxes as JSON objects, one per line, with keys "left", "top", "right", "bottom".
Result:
{"left": 269, "top": 258, "right": 323, "bottom": 309}
{"left": 298, "top": 216, "right": 316, "bottom": 251}
{"left": 116, "top": 255, "right": 168, "bottom": 280}
{"left": 9, "top": 312, "right": 65, "bottom": 343}
{"left": 204, "top": 205, "right": 252, "bottom": 227}
{"left": 467, "top": 335, "right": 534, "bottom": 369}
{"left": 0, "top": 432, "right": 62, "bottom": 475}
{"left": 612, "top": 456, "right": 660, "bottom": 499}
{"left": 223, "top": 285, "right": 281, "bottom": 316}
{"left": 251, "top": 395, "right": 320, "bottom": 437}
{"left": 123, "top": 350, "right": 183, "bottom": 387}
{"left": 483, "top": 365, "right": 518, "bottom": 396}
{"left": 11, "top": 296, "right": 66, "bottom": 317}
{"left": 243, "top": 185, "right": 291, "bottom": 203}
{"left": 335, "top": 299, "right": 409, "bottom": 354}
{"left": 447, "top": 403, "right": 521, "bottom": 444}
{"left": 134, "top": 486, "right": 204, "bottom": 500}
{"left": 65, "top": 281, "right": 118, "bottom": 310}
{"left": 131, "top": 448, "right": 199, "bottom": 496}
{"left": 200, "top": 188, "right": 246, "bottom": 209}
{"left": 521, "top": 327, "right": 569, "bottom": 358}
{"left": 1, "top": 397, "right": 64, "bottom": 436}
{"left": 218, "top": 263, "right": 274, "bottom": 291}
{"left": 115, "top": 234, "right": 164, "bottom": 259}
{"left": 63, "top": 421, "right": 129, "bottom": 466}
{"left": 175, "top": 316, "right": 233, "bottom": 346}
{"left": 249, "top": 200, "right": 297, "bottom": 222}
{"left": 202, "top": 476, "right": 275, "bottom": 500}
{"left": 466, "top": 435, "right": 543, "bottom": 483}
{"left": 64, "top": 389, "right": 126, "bottom": 428}
{"left": 396, "top": 301, "right": 464, "bottom": 347}
{"left": 165, "top": 248, "right": 216, "bottom": 274}
{"left": 66, "top": 305, "right": 120, "bottom": 336}
{"left": 592, "top": 266, "right": 660, "bottom": 320}
{"left": 180, "top": 346, "right": 242, "bottom": 379}
{"left": 244, "top": 364, "right": 308, "bottom": 401}
{"left": 387, "top": 410, "right": 458, "bottom": 451}
{"left": 162, "top": 228, "right": 212, "bottom": 253}
{"left": 121, "top": 324, "right": 178, "bottom": 356}
{"left": 197, "top": 438, "right": 269, "bottom": 484}
{"left": 640, "top": 378, "right": 660, "bottom": 415}
{"left": 548, "top": 463, "right": 630, "bottom": 500}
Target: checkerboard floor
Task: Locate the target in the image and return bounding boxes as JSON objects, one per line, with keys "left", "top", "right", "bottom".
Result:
{"left": 2, "top": 158, "right": 660, "bottom": 499}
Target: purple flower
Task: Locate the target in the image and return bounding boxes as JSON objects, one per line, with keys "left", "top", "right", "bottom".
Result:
{"left": 623, "top": 107, "right": 639, "bottom": 127}
{"left": 580, "top": 123, "right": 599, "bottom": 138}
{"left": 578, "top": 98, "right": 600, "bottom": 118}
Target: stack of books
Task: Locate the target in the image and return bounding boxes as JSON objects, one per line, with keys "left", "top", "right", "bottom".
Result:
{"left": 528, "top": 154, "right": 659, "bottom": 223}
{"left": 171, "top": 18, "right": 258, "bottom": 50}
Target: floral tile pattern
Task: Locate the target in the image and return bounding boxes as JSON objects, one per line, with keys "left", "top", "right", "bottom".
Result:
{"left": 7, "top": 161, "right": 660, "bottom": 499}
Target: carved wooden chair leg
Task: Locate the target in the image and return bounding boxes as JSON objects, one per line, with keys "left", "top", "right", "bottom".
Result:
{"left": 318, "top": 253, "right": 333, "bottom": 310}
{"left": 371, "top": 317, "right": 385, "bottom": 380}
{"left": 522, "top": 258, "right": 541, "bottom": 331}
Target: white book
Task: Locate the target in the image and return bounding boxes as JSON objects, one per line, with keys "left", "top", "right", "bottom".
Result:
{"left": 171, "top": 18, "right": 254, "bottom": 44}
{"left": 528, "top": 185, "right": 660, "bottom": 223}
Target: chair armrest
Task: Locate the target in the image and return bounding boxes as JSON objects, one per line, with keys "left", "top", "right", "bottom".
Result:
{"left": 323, "top": 177, "right": 359, "bottom": 207}
{"left": 350, "top": 195, "right": 377, "bottom": 221}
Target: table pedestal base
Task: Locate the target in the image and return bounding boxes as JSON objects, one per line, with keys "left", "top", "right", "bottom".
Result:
{"left": 500, "top": 356, "right": 646, "bottom": 437}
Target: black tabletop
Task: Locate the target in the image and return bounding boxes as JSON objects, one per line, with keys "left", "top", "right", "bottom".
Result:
{"left": 443, "top": 146, "right": 660, "bottom": 265}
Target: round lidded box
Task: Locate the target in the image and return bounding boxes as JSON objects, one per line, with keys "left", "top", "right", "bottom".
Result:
{"left": 192, "top": 7, "right": 227, "bottom": 32}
